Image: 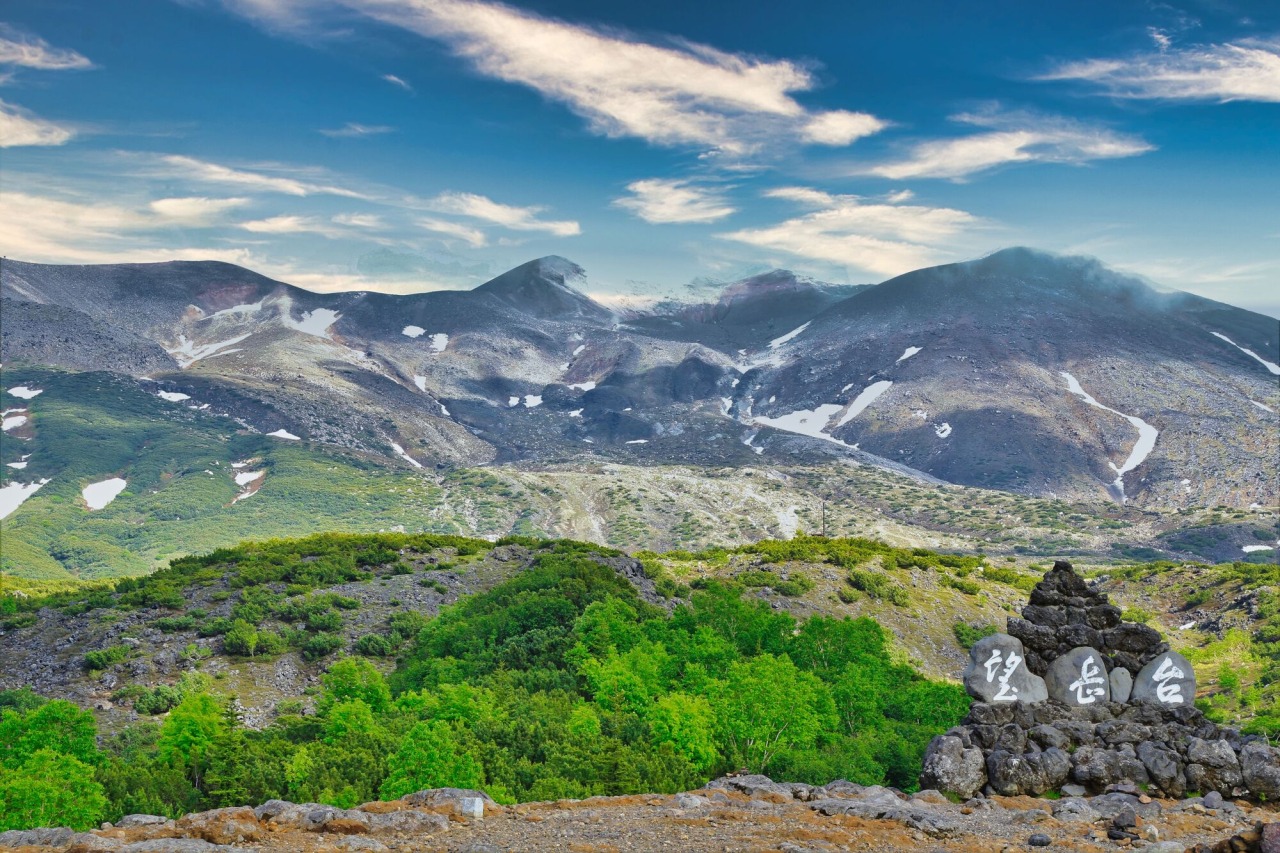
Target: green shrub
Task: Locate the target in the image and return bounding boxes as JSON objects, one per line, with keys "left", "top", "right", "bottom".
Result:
{"left": 302, "top": 633, "right": 344, "bottom": 661}
{"left": 83, "top": 645, "right": 130, "bottom": 671}
{"left": 354, "top": 634, "right": 393, "bottom": 657}
{"left": 846, "top": 570, "right": 910, "bottom": 606}
{"left": 152, "top": 616, "right": 197, "bottom": 633}
{"left": 953, "top": 623, "right": 997, "bottom": 649}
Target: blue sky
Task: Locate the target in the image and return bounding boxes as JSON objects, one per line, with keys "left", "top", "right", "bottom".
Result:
{"left": 1, "top": 0, "right": 1278, "bottom": 316}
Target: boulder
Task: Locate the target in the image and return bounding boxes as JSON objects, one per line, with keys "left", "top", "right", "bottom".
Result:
{"left": 1071, "top": 745, "right": 1120, "bottom": 792}
{"left": 1138, "top": 740, "right": 1186, "bottom": 798}
{"left": 962, "top": 634, "right": 1048, "bottom": 704}
{"left": 1045, "top": 647, "right": 1111, "bottom": 706}
{"left": 919, "top": 735, "right": 986, "bottom": 799}
{"left": 0, "top": 828, "right": 74, "bottom": 849}
{"left": 116, "top": 815, "right": 170, "bottom": 828}
{"left": 1184, "top": 737, "right": 1243, "bottom": 795}
{"left": 1109, "top": 667, "right": 1133, "bottom": 703}
{"left": 174, "top": 807, "right": 261, "bottom": 845}
{"left": 1241, "top": 741, "right": 1280, "bottom": 799}
{"left": 365, "top": 811, "right": 450, "bottom": 834}
{"left": 1131, "top": 651, "right": 1196, "bottom": 708}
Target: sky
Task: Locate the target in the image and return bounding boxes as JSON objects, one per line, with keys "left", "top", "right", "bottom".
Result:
{"left": 0, "top": 0, "right": 1278, "bottom": 316}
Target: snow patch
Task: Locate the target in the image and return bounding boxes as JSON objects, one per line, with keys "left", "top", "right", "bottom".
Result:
{"left": 284, "top": 308, "right": 341, "bottom": 338}
{"left": 1211, "top": 332, "right": 1280, "bottom": 375}
{"left": 402, "top": 325, "right": 426, "bottom": 338}
{"left": 835, "top": 380, "right": 893, "bottom": 428}
{"left": 573, "top": 344, "right": 586, "bottom": 357}
{"left": 170, "top": 332, "right": 252, "bottom": 368}
{"left": 935, "top": 422, "right": 952, "bottom": 438}
{"left": 1250, "top": 399, "right": 1276, "bottom": 413}
{"left": 390, "top": 442, "right": 423, "bottom": 469}
{"left": 268, "top": 429, "right": 300, "bottom": 440}
{"left": 429, "top": 333, "right": 449, "bottom": 352}
{"left": 1243, "top": 545, "right": 1274, "bottom": 553}
{"left": 83, "top": 477, "right": 127, "bottom": 510}
{"left": 1179, "top": 621, "right": 1196, "bottom": 631}
{"left": 7, "top": 386, "right": 43, "bottom": 400}
{"left": 6, "top": 461, "right": 28, "bottom": 469}
{"left": 912, "top": 409, "right": 928, "bottom": 420}
{"left": 508, "top": 397, "right": 520, "bottom": 407}
{"left": 157, "top": 391, "right": 190, "bottom": 402}
{"left": 568, "top": 409, "right": 583, "bottom": 418}
{"left": 896, "top": 346, "right": 922, "bottom": 363}
{"left": 754, "top": 404, "right": 854, "bottom": 448}
{"left": 524, "top": 395, "right": 543, "bottom": 408}
{"left": 769, "top": 322, "right": 811, "bottom": 349}
{"left": 720, "top": 397, "right": 733, "bottom": 417}
{"left": 1061, "top": 371, "right": 1159, "bottom": 503}
{"left": 569, "top": 381, "right": 597, "bottom": 392}
{"left": 625, "top": 439, "right": 648, "bottom": 444}
{"left": 414, "top": 376, "right": 427, "bottom": 392}
{"left": 1, "top": 415, "right": 28, "bottom": 432}
{"left": 234, "top": 470, "right": 265, "bottom": 487}
{"left": 0, "top": 478, "right": 50, "bottom": 519}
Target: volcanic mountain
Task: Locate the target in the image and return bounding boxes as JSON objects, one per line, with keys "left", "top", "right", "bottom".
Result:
{"left": 2, "top": 248, "right": 1276, "bottom": 508}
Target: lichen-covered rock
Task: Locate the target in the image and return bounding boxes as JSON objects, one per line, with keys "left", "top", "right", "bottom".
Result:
{"left": 1070, "top": 745, "right": 1120, "bottom": 792}
{"left": 919, "top": 735, "right": 986, "bottom": 799}
{"left": 1132, "top": 651, "right": 1196, "bottom": 708}
{"left": 1241, "top": 741, "right": 1280, "bottom": 799}
{"left": 1046, "top": 647, "right": 1111, "bottom": 706}
{"left": 962, "top": 634, "right": 1048, "bottom": 704}
{"left": 1185, "top": 737, "right": 1244, "bottom": 795}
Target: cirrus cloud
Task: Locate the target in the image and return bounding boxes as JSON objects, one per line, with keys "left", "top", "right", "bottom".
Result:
{"left": 0, "top": 98, "right": 75, "bottom": 147}
{"left": 0, "top": 26, "right": 92, "bottom": 71}
{"left": 427, "top": 190, "right": 580, "bottom": 236}
{"left": 613, "top": 178, "right": 736, "bottom": 224}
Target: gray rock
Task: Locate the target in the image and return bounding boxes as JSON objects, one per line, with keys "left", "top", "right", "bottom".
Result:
{"left": 962, "top": 634, "right": 1048, "bottom": 705}
{"left": 1202, "top": 790, "right": 1225, "bottom": 809}
{"left": 1089, "top": 792, "right": 1161, "bottom": 820}
{"left": 1184, "top": 737, "right": 1243, "bottom": 794}
{"left": 365, "top": 811, "right": 449, "bottom": 834}
{"left": 116, "top": 814, "right": 170, "bottom": 828}
{"left": 1110, "top": 667, "right": 1133, "bottom": 703}
{"left": 1138, "top": 740, "right": 1186, "bottom": 798}
{"left": 1027, "top": 724, "right": 1070, "bottom": 751}
{"left": 986, "top": 748, "right": 1067, "bottom": 796}
{"left": 1052, "top": 798, "right": 1099, "bottom": 822}
{"left": 1241, "top": 741, "right": 1280, "bottom": 799}
{"left": 1060, "top": 783, "right": 1088, "bottom": 798}
{"left": 402, "top": 787, "right": 496, "bottom": 807}
{"left": 919, "top": 735, "right": 987, "bottom": 799}
{"left": 1045, "top": 647, "right": 1111, "bottom": 707}
{"left": 0, "top": 828, "right": 74, "bottom": 848}
{"left": 1028, "top": 833, "right": 1051, "bottom": 847}
{"left": 674, "top": 793, "right": 709, "bottom": 810}
{"left": 121, "top": 842, "right": 246, "bottom": 853}
{"left": 1070, "top": 746, "right": 1120, "bottom": 792}
{"left": 1131, "top": 651, "right": 1196, "bottom": 708}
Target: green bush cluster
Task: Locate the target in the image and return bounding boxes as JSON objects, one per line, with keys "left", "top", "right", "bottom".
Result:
{"left": 83, "top": 645, "right": 130, "bottom": 672}
{"left": 845, "top": 570, "right": 910, "bottom": 606}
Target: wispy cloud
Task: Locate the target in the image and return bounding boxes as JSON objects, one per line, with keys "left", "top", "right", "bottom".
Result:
{"left": 428, "top": 190, "right": 580, "bottom": 236}
{"left": 416, "top": 217, "right": 488, "bottom": 246}
{"left": 718, "top": 186, "right": 980, "bottom": 276}
{"left": 382, "top": 73, "right": 413, "bottom": 92}
{"left": 864, "top": 109, "right": 1153, "bottom": 180}
{"left": 319, "top": 121, "right": 395, "bottom": 137}
{"left": 303, "top": 0, "right": 886, "bottom": 157}
{"left": 148, "top": 196, "right": 250, "bottom": 224}
{"left": 239, "top": 215, "right": 349, "bottom": 238}
{"left": 154, "top": 154, "right": 369, "bottom": 198}
{"left": 0, "top": 26, "right": 93, "bottom": 70}
{"left": 0, "top": 99, "right": 75, "bottom": 147}
{"left": 332, "top": 212, "right": 384, "bottom": 227}
{"left": 613, "top": 178, "right": 735, "bottom": 224}
{"left": 1041, "top": 36, "right": 1280, "bottom": 102}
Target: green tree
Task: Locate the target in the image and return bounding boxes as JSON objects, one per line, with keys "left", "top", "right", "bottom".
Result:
{"left": 379, "top": 721, "right": 483, "bottom": 800}
{"left": 647, "top": 692, "right": 718, "bottom": 773}
{"left": 711, "top": 654, "right": 836, "bottom": 773}
{"left": 0, "top": 699, "right": 99, "bottom": 768}
{"left": 157, "top": 693, "right": 227, "bottom": 789}
{"left": 319, "top": 657, "right": 391, "bottom": 715}
{"left": 0, "top": 749, "right": 107, "bottom": 831}
{"left": 221, "top": 619, "right": 259, "bottom": 657}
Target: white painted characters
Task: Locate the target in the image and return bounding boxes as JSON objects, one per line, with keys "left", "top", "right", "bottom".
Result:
{"left": 1152, "top": 657, "right": 1185, "bottom": 705}
{"left": 1069, "top": 654, "right": 1107, "bottom": 704}
{"left": 984, "top": 647, "right": 1023, "bottom": 702}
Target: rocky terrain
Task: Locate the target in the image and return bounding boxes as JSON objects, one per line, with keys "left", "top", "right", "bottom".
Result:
{"left": 1, "top": 776, "right": 1277, "bottom": 852}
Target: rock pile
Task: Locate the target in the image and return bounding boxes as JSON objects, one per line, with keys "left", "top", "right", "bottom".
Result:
{"left": 922, "top": 561, "right": 1280, "bottom": 801}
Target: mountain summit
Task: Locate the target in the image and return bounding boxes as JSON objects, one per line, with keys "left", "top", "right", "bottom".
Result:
{"left": 473, "top": 256, "right": 610, "bottom": 320}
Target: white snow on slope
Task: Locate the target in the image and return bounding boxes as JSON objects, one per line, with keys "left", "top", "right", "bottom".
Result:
{"left": 83, "top": 477, "right": 127, "bottom": 510}
{"left": 2, "top": 415, "right": 28, "bottom": 432}
{"left": 429, "top": 334, "right": 449, "bottom": 352}
{"left": 414, "top": 376, "right": 427, "bottom": 392}
{"left": 508, "top": 396, "right": 520, "bottom": 407}
{"left": 1251, "top": 399, "right": 1275, "bottom": 413}
{"left": 524, "top": 395, "right": 543, "bottom": 408}
{"left": 769, "top": 322, "right": 811, "bottom": 349}
{"left": 234, "top": 470, "right": 265, "bottom": 487}
{"left": 0, "top": 478, "right": 50, "bottom": 519}
{"left": 170, "top": 333, "right": 252, "bottom": 367}
{"left": 7, "top": 461, "right": 28, "bottom": 470}
{"left": 935, "top": 422, "right": 953, "bottom": 438}
{"left": 754, "top": 404, "right": 853, "bottom": 448}
{"left": 1243, "top": 545, "right": 1275, "bottom": 553}
{"left": 573, "top": 344, "right": 586, "bottom": 357}
{"left": 208, "top": 299, "right": 266, "bottom": 320}
{"left": 625, "top": 439, "right": 648, "bottom": 444}
{"left": 835, "top": 380, "right": 893, "bottom": 428}
{"left": 569, "top": 382, "right": 596, "bottom": 392}
{"left": 390, "top": 442, "right": 423, "bottom": 469}
{"left": 402, "top": 325, "right": 425, "bottom": 338}
{"left": 284, "top": 308, "right": 340, "bottom": 338}
{"left": 268, "top": 429, "right": 300, "bottom": 440}
{"left": 568, "top": 409, "right": 583, "bottom": 418}
{"left": 896, "top": 346, "right": 922, "bottom": 363}
{"left": 157, "top": 391, "right": 190, "bottom": 402}
{"left": 7, "top": 386, "right": 43, "bottom": 399}
{"left": 1211, "top": 332, "right": 1280, "bottom": 375}
{"left": 1061, "top": 371, "right": 1159, "bottom": 502}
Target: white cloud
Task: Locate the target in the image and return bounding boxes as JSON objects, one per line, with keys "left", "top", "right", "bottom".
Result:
{"left": 148, "top": 196, "right": 250, "bottom": 224}
{"left": 1041, "top": 36, "right": 1280, "bottom": 102}
{"left": 332, "top": 213, "right": 383, "bottom": 227}
{"left": 0, "top": 99, "right": 75, "bottom": 147}
{"left": 382, "top": 73, "right": 413, "bottom": 91}
{"left": 239, "top": 215, "right": 350, "bottom": 238}
{"left": 0, "top": 27, "right": 92, "bottom": 70}
{"left": 330, "top": 0, "right": 886, "bottom": 156}
{"left": 155, "top": 154, "right": 369, "bottom": 198}
{"left": 416, "top": 217, "right": 488, "bottom": 247}
{"left": 428, "top": 190, "right": 580, "bottom": 236}
{"left": 613, "top": 178, "right": 735, "bottom": 224}
{"left": 319, "top": 122, "right": 395, "bottom": 137}
{"left": 865, "top": 110, "right": 1153, "bottom": 180}
{"left": 718, "top": 186, "right": 980, "bottom": 276}
{"left": 801, "top": 110, "right": 886, "bottom": 146}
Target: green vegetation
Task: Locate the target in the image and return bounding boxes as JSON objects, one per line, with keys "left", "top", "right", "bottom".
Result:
{"left": 953, "top": 623, "right": 997, "bottom": 649}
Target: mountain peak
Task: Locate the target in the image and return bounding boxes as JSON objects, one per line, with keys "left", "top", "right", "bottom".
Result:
{"left": 473, "top": 256, "right": 608, "bottom": 320}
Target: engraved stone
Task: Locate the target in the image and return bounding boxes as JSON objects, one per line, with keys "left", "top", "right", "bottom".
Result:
{"left": 962, "top": 634, "right": 1048, "bottom": 704}
{"left": 1131, "top": 651, "right": 1195, "bottom": 707}
{"left": 1046, "top": 647, "right": 1111, "bottom": 706}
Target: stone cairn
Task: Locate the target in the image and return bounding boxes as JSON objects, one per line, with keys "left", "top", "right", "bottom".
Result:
{"left": 921, "top": 561, "right": 1280, "bottom": 801}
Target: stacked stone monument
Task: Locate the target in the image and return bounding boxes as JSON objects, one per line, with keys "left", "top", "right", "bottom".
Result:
{"left": 920, "top": 561, "right": 1280, "bottom": 800}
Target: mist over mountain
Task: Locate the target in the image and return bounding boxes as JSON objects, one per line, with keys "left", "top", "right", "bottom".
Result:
{"left": 2, "top": 248, "right": 1276, "bottom": 511}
